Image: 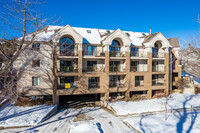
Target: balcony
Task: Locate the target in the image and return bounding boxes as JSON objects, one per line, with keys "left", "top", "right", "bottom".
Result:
{"left": 109, "top": 66, "right": 126, "bottom": 73}
{"left": 83, "top": 50, "right": 97, "bottom": 56}
{"left": 60, "top": 49, "right": 77, "bottom": 56}
{"left": 109, "top": 51, "right": 122, "bottom": 57}
{"left": 109, "top": 81, "right": 125, "bottom": 88}
{"left": 88, "top": 82, "right": 100, "bottom": 89}
{"left": 152, "top": 52, "right": 164, "bottom": 58}
{"left": 135, "top": 80, "right": 144, "bottom": 87}
{"left": 152, "top": 66, "right": 165, "bottom": 72}
{"left": 60, "top": 66, "right": 78, "bottom": 73}
{"left": 58, "top": 83, "right": 77, "bottom": 90}
{"left": 130, "top": 51, "right": 147, "bottom": 58}
{"left": 152, "top": 79, "right": 165, "bottom": 86}
{"left": 130, "top": 65, "right": 148, "bottom": 72}
{"left": 83, "top": 66, "right": 105, "bottom": 73}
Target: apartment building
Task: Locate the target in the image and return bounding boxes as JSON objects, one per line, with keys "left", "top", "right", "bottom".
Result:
{"left": 15, "top": 25, "right": 182, "bottom": 105}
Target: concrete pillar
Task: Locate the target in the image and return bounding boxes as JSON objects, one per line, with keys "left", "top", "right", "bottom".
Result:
{"left": 104, "top": 45, "right": 110, "bottom": 101}
{"left": 125, "top": 50, "right": 130, "bottom": 100}
{"left": 78, "top": 43, "right": 82, "bottom": 74}
{"left": 147, "top": 52, "right": 152, "bottom": 98}
{"left": 164, "top": 52, "right": 169, "bottom": 95}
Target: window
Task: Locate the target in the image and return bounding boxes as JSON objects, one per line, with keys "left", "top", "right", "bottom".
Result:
{"left": 32, "top": 77, "right": 40, "bottom": 86}
{"left": 126, "top": 33, "right": 130, "bottom": 37}
{"left": 86, "top": 46, "right": 96, "bottom": 56}
{"left": 130, "top": 61, "right": 139, "bottom": 72}
{"left": 87, "top": 30, "right": 91, "bottom": 33}
{"left": 32, "top": 60, "right": 40, "bottom": 67}
{"left": 130, "top": 47, "right": 139, "bottom": 56}
{"left": 142, "top": 33, "right": 147, "bottom": 37}
{"left": 109, "top": 40, "right": 121, "bottom": 57}
{"left": 60, "top": 37, "right": 74, "bottom": 45}
{"left": 32, "top": 43, "right": 40, "bottom": 50}
{"left": 107, "top": 30, "right": 110, "bottom": 33}
{"left": 135, "top": 76, "right": 144, "bottom": 87}
{"left": 111, "top": 40, "right": 120, "bottom": 46}
{"left": 88, "top": 77, "right": 99, "bottom": 89}
{"left": 60, "top": 37, "right": 74, "bottom": 56}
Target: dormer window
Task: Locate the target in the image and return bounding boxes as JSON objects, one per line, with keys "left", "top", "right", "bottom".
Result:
{"left": 142, "top": 33, "right": 147, "bottom": 37}
{"left": 126, "top": 33, "right": 130, "bottom": 37}
{"left": 107, "top": 30, "right": 110, "bottom": 33}
{"left": 32, "top": 43, "right": 40, "bottom": 50}
{"left": 87, "top": 30, "right": 91, "bottom": 33}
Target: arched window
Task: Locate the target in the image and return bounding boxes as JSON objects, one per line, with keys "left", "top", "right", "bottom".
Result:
{"left": 111, "top": 40, "right": 120, "bottom": 47}
{"left": 110, "top": 40, "right": 120, "bottom": 57}
{"left": 60, "top": 37, "right": 74, "bottom": 45}
{"left": 60, "top": 37, "right": 74, "bottom": 56}
{"left": 152, "top": 42, "right": 160, "bottom": 57}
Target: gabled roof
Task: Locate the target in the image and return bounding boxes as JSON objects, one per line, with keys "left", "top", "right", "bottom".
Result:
{"left": 32, "top": 25, "right": 148, "bottom": 46}
{"left": 143, "top": 32, "right": 159, "bottom": 43}
{"left": 167, "top": 38, "right": 180, "bottom": 48}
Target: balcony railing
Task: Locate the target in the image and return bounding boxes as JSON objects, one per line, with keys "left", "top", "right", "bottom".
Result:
{"left": 83, "top": 50, "right": 97, "bottom": 56}
{"left": 82, "top": 66, "right": 105, "bottom": 73}
{"left": 152, "top": 79, "right": 165, "bottom": 86}
{"left": 109, "top": 66, "right": 126, "bottom": 72}
{"left": 135, "top": 80, "right": 144, "bottom": 87}
{"left": 109, "top": 81, "right": 125, "bottom": 88}
{"left": 152, "top": 66, "right": 165, "bottom": 72}
{"left": 130, "top": 65, "right": 148, "bottom": 72}
{"left": 58, "top": 83, "right": 77, "bottom": 90}
{"left": 60, "top": 49, "right": 76, "bottom": 56}
{"left": 130, "top": 51, "right": 147, "bottom": 58}
{"left": 88, "top": 82, "right": 100, "bottom": 89}
{"left": 60, "top": 66, "right": 78, "bottom": 72}
{"left": 152, "top": 52, "right": 164, "bottom": 58}
{"left": 109, "top": 51, "right": 121, "bottom": 57}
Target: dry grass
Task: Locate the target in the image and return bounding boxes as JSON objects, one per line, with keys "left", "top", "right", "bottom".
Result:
{"left": 15, "top": 97, "right": 52, "bottom": 106}
{"left": 73, "top": 113, "right": 94, "bottom": 122}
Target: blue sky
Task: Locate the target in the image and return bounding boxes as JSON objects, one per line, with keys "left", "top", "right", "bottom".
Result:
{"left": 6, "top": 0, "right": 200, "bottom": 46}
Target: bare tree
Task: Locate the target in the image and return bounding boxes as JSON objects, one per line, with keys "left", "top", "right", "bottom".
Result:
{"left": 0, "top": 0, "right": 59, "bottom": 101}
{"left": 180, "top": 16, "right": 200, "bottom": 78}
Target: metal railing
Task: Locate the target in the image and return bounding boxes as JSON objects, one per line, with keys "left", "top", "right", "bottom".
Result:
{"left": 152, "top": 52, "right": 164, "bottom": 58}
{"left": 58, "top": 83, "right": 77, "bottom": 90}
{"left": 109, "top": 66, "right": 126, "bottom": 72}
{"left": 60, "top": 49, "right": 76, "bottom": 56}
{"left": 83, "top": 50, "right": 97, "bottom": 56}
{"left": 152, "top": 79, "right": 165, "bottom": 86}
{"left": 130, "top": 65, "right": 148, "bottom": 72}
{"left": 135, "top": 80, "right": 144, "bottom": 87}
{"left": 152, "top": 66, "right": 165, "bottom": 72}
{"left": 130, "top": 51, "right": 139, "bottom": 57}
{"left": 60, "top": 66, "right": 78, "bottom": 72}
{"left": 109, "top": 81, "right": 125, "bottom": 88}
{"left": 88, "top": 82, "right": 100, "bottom": 89}
{"left": 130, "top": 51, "right": 147, "bottom": 58}
{"left": 82, "top": 66, "right": 105, "bottom": 73}
{"left": 109, "top": 51, "right": 121, "bottom": 57}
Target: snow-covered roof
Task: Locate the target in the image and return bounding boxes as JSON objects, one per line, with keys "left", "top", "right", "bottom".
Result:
{"left": 22, "top": 25, "right": 149, "bottom": 46}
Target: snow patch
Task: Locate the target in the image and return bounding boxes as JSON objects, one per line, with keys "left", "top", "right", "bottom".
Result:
{"left": 109, "top": 93, "right": 200, "bottom": 115}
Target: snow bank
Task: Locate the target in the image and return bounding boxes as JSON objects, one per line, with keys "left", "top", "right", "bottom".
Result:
{"left": 109, "top": 93, "right": 200, "bottom": 115}
{"left": 70, "top": 122, "right": 101, "bottom": 133}
{"left": 0, "top": 104, "right": 56, "bottom": 127}
{"left": 124, "top": 111, "right": 200, "bottom": 133}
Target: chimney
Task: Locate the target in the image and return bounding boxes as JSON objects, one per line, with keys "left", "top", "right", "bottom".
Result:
{"left": 150, "top": 27, "right": 152, "bottom": 35}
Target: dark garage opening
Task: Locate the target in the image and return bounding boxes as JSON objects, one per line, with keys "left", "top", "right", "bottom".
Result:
{"left": 59, "top": 94, "right": 100, "bottom": 107}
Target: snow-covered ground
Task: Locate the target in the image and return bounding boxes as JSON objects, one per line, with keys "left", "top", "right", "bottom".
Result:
{"left": 0, "top": 107, "right": 135, "bottom": 133}
{"left": 0, "top": 104, "right": 56, "bottom": 127}
{"left": 1, "top": 93, "right": 200, "bottom": 133}
{"left": 124, "top": 110, "right": 200, "bottom": 133}
{"left": 109, "top": 93, "right": 200, "bottom": 115}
